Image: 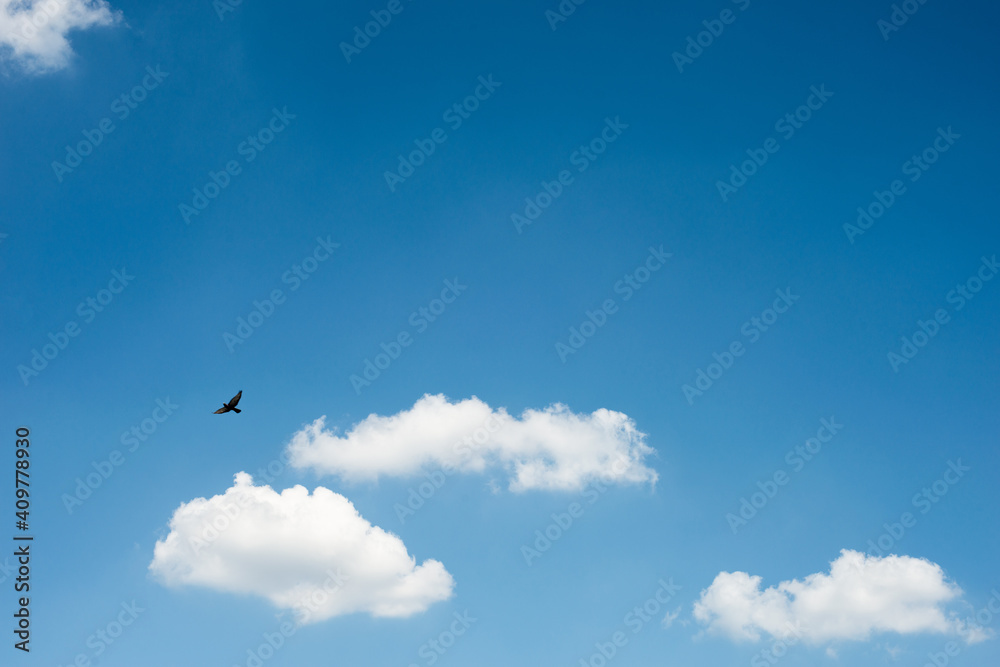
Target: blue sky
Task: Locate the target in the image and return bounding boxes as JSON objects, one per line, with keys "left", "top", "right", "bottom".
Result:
{"left": 2, "top": 0, "right": 1000, "bottom": 665}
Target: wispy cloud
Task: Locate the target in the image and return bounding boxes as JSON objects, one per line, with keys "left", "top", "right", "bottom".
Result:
{"left": 1, "top": 0, "right": 120, "bottom": 74}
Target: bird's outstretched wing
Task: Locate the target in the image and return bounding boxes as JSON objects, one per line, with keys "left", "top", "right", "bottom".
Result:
{"left": 229, "top": 390, "right": 242, "bottom": 407}
{"left": 213, "top": 406, "right": 230, "bottom": 414}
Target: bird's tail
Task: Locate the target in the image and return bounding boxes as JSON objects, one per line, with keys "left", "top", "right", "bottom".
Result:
{"left": 232, "top": 408, "right": 241, "bottom": 413}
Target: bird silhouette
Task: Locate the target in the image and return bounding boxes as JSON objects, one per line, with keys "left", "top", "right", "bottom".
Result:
{"left": 214, "top": 390, "right": 242, "bottom": 414}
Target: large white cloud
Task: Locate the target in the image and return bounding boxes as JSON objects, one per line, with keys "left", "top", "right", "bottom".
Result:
{"left": 0, "top": 0, "right": 120, "bottom": 74}
{"left": 693, "top": 550, "right": 989, "bottom": 645}
{"left": 149, "top": 473, "right": 454, "bottom": 623}
{"left": 286, "top": 394, "right": 658, "bottom": 492}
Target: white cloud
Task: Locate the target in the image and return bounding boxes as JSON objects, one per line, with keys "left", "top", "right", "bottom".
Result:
{"left": 286, "top": 394, "right": 658, "bottom": 492}
{"left": 0, "top": 0, "right": 120, "bottom": 74}
{"left": 693, "top": 550, "right": 989, "bottom": 645}
{"left": 149, "top": 473, "right": 454, "bottom": 623}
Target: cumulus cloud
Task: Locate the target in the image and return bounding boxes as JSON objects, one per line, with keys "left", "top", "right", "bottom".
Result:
{"left": 149, "top": 473, "right": 454, "bottom": 623}
{"left": 0, "top": 0, "right": 120, "bottom": 74}
{"left": 286, "top": 394, "right": 658, "bottom": 492}
{"left": 693, "top": 550, "right": 989, "bottom": 645}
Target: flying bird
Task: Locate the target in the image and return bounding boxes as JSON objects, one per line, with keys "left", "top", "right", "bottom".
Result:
{"left": 214, "top": 390, "right": 243, "bottom": 414}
